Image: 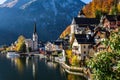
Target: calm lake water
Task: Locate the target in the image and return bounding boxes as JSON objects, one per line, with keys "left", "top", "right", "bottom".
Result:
{"left": 0, "top": 54, "right": 86, "bottom": 80}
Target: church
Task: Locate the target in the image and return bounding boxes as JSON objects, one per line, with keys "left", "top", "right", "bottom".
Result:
{"left": 25, "top": 23, "right": 39, "bottom": 51}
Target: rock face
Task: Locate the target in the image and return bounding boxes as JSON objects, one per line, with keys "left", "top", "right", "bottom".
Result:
{"left": 0, "top": 0, "right": 85, "bottom": 45}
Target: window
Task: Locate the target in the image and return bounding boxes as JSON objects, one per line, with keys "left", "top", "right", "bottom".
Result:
{"left": 84, "top": 46, "right": 86, "bottom": 48}
{"left": 84, "top": 51, "right": 86, "bottom": 54}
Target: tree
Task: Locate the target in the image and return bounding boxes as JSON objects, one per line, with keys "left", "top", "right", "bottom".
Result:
{"left": 117, "top": 4, "right": 120, "bottom": 13}
{"left": 19, "top": 42, "right": 26, "bottom": 53}
{"left": 82, "top": 0, "right": 114, "bottom": 18}
{"left": 95, "top": 10, "right": 102, "bottom": 19}
{"left": 16, "top": 35, "right": 26, "bottom": 52}
{"left": 87, "top": 29, "right": 120, "bottom": 80}
{"left": 110, "top": 6, "right": 118, "bottom": 15}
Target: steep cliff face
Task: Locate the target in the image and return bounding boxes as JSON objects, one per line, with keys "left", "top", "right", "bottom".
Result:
{"left": 0, "top": 0, "right": 85, "bottom": 45}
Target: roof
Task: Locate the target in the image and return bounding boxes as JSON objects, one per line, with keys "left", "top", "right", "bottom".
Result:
{"left": 105, "top": 15, "right": 117, "bottom": 21}
{"left": 74, "top": 34, "right": 95, "bottom": 44}
{"left": 117, "top": 15, "right": 120, "bottom": 20}
{"left": 53, "top": 40, "right": 63, "bottom": 45}
{"left": 73, "top": 17, "right": 100, "bottom": 25}
{"left": 105, "top": 15, "right": 120, "bottom": 21}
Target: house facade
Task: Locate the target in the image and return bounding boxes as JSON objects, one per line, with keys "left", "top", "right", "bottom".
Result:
{"left": 102, "top": 15, "right": 120, "bottom": 29}
{"left": 70, "top": 16, "right": 99, "bottom": 42}
{"left": 72, "top": 34, "right": 95, "bottom": 60}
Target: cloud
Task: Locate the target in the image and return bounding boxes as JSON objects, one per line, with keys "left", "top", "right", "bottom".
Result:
{"left": 0, "top": 0, "right": 18, "bottom": 8}
{"left": 0, "top": 0, "right": 6, "bottom": 4}
{"left": 20, "top": 0, "right": 37, "bottom": 9}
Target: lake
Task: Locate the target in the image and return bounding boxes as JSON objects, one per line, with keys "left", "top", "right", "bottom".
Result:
{"left": 0, "top": 54, "right": 86, "bottom": 80}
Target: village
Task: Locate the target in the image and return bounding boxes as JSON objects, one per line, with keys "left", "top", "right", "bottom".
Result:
{"left": 0, "top": 0, "right": 120, "bottom": 80}
{"left": 0, "top": 8, "right": 119, "bottom": 79}
{"left": 0, "top": 0, "right": 120, "bottom": 79}
{"left": 44, "top": 10, "right": 120, "bottom": 79}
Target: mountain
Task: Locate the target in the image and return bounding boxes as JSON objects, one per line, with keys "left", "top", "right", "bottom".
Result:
{"left": 0, "top": 0, "right": 85, "bottom": 45}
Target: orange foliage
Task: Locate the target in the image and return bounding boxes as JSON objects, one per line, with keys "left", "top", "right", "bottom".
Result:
{"left": 83, "top": 0, "right": 114, "bottom": 18}
{"left": 60, "top": 25, "right": 71, "bottom": 38}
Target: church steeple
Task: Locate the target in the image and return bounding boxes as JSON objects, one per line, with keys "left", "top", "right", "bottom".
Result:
{"left": 34, "top": 22, "right": 37, "bottom": 34}
{"left": 33, "top": 22, "right": 38, "bottom": 51}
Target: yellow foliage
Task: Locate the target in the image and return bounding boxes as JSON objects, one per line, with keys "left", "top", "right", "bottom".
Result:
{"left": 65, "top": 49, "right": 72, "bottom": 58}
{"left": 15, "top": 35, "right": 25, "bottom": 52}
{"left": 71, "top": 55, "right": 79, "bottom": 66}
{"left": 118, "top": 4, "right": 120, "bottom": 12}
{"left": 17, "top": 35, "right": 25, "bottom": 43}
{"left": 6, "top": 47, "right": 11, "bottom": 51}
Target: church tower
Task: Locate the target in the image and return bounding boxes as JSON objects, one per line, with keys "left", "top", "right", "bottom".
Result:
{"left": 33, "top": 23, "right": 38, "bottom": 51}
{"left": 78, "top": 10, "right": 85, "bottom": 18}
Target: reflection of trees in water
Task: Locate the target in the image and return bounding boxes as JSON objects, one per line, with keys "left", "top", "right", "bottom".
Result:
{"left": 58, "top": 65, "right": 87, "bottom": 80}
{"left": 12, "top": 56, "right": 39, "bottom": 80}
{"left": 67, "top": 74, "right": 87, "bottom": 80}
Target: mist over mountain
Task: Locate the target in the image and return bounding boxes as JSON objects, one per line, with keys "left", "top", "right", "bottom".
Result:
{"left": 0, "top": 0, "right": 85, "bottom": 45}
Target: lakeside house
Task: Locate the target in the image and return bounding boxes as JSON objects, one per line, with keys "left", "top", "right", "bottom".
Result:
{"left": 45, "top": 39, "right": 64, "bottom": 53}
{"left": 72, "top": 34, "right": 95, "bottom": 60}
{"left": 102, "top": 15, "right": 120, "bottom": 30}
{"left": 70, "top": 11, "right": 99, "bottom": 42}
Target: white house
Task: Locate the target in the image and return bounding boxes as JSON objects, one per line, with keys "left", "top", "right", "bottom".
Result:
{"left": 72, "top": 34, "right": 95, "bottom": 60}
{"left": 25, "top": 39, "right": 33, "bottom": 50}
{"left": 70, "top": 12, "right": 99, "bottom": 42}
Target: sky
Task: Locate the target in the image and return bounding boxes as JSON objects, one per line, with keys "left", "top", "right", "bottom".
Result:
{"left": 0, "top": 0, "right": 6, "bottom": 4}
{"left": 0, "top": 0, "right": 92, "bottom": 5}
{"left": 81, "top": 0, "right": 92, "bottom": 3}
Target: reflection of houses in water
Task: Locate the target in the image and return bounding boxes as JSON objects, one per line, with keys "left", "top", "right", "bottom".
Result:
{"left": 8, "top": 56, "right": 39, "bottom": 79}
{"left": 31, "top": 57, "right": 38, "bottom": 80}
{"left": 46, "top": 62, "right": 58, "bottom": 69}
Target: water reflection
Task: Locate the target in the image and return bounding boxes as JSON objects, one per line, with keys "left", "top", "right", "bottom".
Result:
{"left": 67, "top": 74, "right": 86, "bottom": 80}
{"left": 6, "top": 56, "right": 64, "bottom": 80}
{"left": 0, "top": 54, "right": 86, "bottom": 80}
{"left": 7, "top": 56, "right": 39, "bottom": 80}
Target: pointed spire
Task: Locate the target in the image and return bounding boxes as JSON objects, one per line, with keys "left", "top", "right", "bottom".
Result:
{"left": 78, "top": 10, "right": 85, "bottom": 17}
{"left": 34, "top": 22, "right": 37, "bottom": 34}
{"left": 79, "top": 10, "right": 85, "bottom": 15}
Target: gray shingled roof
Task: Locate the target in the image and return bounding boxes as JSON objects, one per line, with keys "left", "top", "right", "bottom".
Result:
{"left": 74, "top": 34, "right": 95, "bottom": 44}
{"left": 74, "top": 17, "right": 100, "bottom": 25}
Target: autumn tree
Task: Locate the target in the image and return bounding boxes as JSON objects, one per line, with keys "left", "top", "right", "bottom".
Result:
{"left": 18, "top": 42, "right": 26, "bottom": 53}
{"left": 117, "top": 4, "right": 120, "bottom": 13}
{"left": 82, "top": 0, "right": 114, "bottom": 18}
{"left": 95, "top": 10, "right": 102, "bottom": 19}
{"left": 16, "top": 35, "right": 26, "bottom": 52}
